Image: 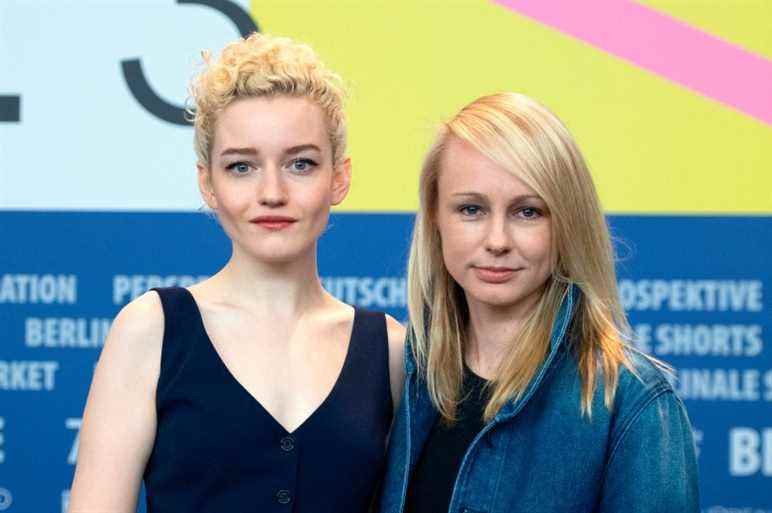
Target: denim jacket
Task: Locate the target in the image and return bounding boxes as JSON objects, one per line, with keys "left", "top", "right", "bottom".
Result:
{"left": 378, "top": 286, "right": 700, "bottom": 513}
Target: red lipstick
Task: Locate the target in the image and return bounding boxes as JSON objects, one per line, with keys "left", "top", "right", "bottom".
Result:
{"left": 250, "top": 215, "right": 297, "bottom": 230}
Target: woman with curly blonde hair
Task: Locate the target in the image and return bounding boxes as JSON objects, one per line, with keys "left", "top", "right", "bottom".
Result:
{"left": 378, "top": 93, "right": 699, "bottom": 513}
{"left": 69, "top": 33, "right": 404, "bottom": 513}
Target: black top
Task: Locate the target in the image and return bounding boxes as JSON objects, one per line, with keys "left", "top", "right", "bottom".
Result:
{"left": 405, "top": 365, "right": 489, "bottom": 513}
{"left": 143, "top": 287, "right": 393, "bottom": 513}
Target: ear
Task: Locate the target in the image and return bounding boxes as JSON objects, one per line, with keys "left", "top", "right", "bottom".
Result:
{"left": 331, "top": 157, "right": 352, "bottom": 206}
{"left": 197, "top": 163, "right": 218, "bottom": 210}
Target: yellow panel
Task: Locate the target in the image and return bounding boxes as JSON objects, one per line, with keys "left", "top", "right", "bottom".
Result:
{"left": 250, "top": 0, "right": 772, "bottom": 213}
{"left": 636, "top": 0, "right": 772, "bottom": 60}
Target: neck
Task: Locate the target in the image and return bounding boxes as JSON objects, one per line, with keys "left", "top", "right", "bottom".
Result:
{"left": 464, "top": 291, "right": 542, "bottom": 379}
{"left": 209, "top": 241, "right": 328, "bottom": 319}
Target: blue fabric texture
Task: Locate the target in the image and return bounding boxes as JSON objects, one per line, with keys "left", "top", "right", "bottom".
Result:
{"left": 378, "top": 285, "right": 700, "bottom": 513}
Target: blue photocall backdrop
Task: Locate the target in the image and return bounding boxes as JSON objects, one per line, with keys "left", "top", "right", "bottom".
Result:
{"left": 0, "top": 212, "right": 770, "bottom": 512}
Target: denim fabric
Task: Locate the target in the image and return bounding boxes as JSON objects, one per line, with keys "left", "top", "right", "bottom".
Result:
{"left": 378, "top": 286, "right": 700, "bottom": 513}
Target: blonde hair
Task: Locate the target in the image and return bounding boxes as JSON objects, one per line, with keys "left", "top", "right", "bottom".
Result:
{"left": 408, "top": 92, "right": 633, "bottom": 422}
{"left": 189, "top": 33, "right": 347, "bottom": 168}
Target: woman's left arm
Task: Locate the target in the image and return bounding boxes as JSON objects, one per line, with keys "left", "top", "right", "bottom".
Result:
{"left": 598, "top": 390, "right": 700, "bottom": 512}
{"left": 385, "top": 315, "right": 406, "bottom": 413}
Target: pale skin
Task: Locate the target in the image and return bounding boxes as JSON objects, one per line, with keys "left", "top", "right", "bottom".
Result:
{"left": 68, "top": 95, "right": 406, "bottom": 513}
{"left": 435, "top": 136, "right": 552, "bottom": 379}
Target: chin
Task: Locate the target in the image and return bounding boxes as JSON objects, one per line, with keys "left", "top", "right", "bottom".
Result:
{"left": 240, "top": 240, "right": 314, "bottom": 265}
{"left": 464, "top": 283, "right": 545, "bottom": 311}
{"left": 470, "top": 293, "right": 524, "bottom": 309}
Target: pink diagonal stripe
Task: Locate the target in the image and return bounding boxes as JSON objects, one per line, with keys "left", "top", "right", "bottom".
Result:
{"left": 493, "top": 0, "right": 772, "bottom": 126}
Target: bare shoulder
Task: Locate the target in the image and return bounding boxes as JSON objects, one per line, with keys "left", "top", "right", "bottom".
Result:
{"left": 98, "top": 291, "right": 164, "bottom": 375}
{"left": 112, "top": 290, "right": 164, "bottom": 336}
{"left": 384, "top": 314, "right": 406, "bottom": 409}
{"left": 384, "top": 314, "right": 406, "bottom": 353}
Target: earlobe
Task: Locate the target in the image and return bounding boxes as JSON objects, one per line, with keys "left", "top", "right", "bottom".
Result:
{"left": 331, "top": 157, "right": 352, "bottom": 206}
{"left": 197, "top": 163, "right": 218, "bottom": 209}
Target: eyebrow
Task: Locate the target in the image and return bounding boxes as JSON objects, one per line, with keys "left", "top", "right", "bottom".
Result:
{"left": 220, "top": 147, "right": 258, "bottom": 157}
{"left": 219, "top": 144, "right": 322, "bottom": 158}
{"left": 451, "top": 192, "right": 542, "bottom": 202}
{"left": 284, "top": 144, "right": 322, "bottom": 155}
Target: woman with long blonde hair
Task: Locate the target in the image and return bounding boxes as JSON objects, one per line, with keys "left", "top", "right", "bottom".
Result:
{"left": 378, "top": 93, "right": 698, "bottom": 512}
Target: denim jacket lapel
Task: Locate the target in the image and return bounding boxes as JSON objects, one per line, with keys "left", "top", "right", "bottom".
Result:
{"left": 494, "top": 283, "right": 577, "bottom": 421}
{"left": 403, "top": 339, "right": 438, "bottom": 473}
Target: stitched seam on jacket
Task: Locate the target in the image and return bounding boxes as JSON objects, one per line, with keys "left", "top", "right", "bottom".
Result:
{"left": 487, "top": 427, "right": 512, "bottom": 513}
{"left": 601, "top": 384, "right": 672, "bottom": 482}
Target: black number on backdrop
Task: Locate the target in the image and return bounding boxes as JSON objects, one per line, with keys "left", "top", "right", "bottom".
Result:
{"left": 121, "top": 0, "right": 259, "bottom": 125}
{"left": 0, "top": 96, "right": 21, "bottom": 123}
{"left": 180, "top": 0, "right": 258, "bottom": 37}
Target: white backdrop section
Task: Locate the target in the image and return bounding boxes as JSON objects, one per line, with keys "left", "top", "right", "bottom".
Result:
{"left": 0, "top": 0, "right": 251, "bottom": 210}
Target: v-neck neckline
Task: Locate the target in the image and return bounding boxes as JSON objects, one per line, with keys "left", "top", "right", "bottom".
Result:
{"left": 181, "top": 287, "right": 359, "bottom": 436}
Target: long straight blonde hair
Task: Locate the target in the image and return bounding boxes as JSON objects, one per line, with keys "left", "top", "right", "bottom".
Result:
{"left": 408, "top": 93, "right": 633, "bottom": 422}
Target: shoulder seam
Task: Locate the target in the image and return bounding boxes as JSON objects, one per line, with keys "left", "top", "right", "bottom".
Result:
{"left": 601, "top": 384, "right": 673, "bottom": 482}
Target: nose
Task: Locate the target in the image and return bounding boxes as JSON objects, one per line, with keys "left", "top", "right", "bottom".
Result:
{"left": 484, "top": 214, "right": 512, "bottom": 256}
{"left": 258, "top": 167, "right": 288, "bottom": 208}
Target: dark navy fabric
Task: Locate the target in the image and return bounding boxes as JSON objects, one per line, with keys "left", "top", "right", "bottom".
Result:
{"left": 405, "top": 366, "right": 488, "bottom": 513}
{"left": 144, "top": 287, "right": 393, "bottom": 513}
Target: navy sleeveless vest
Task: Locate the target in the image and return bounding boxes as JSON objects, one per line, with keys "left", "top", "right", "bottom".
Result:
{"left": 143, "top": 287, "right": 393, "bottom": 513}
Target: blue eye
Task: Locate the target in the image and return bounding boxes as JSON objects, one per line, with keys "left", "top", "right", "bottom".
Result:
{"left": 518, "top": 207, "right": 542, "bottom": 219}
{"left": 226, "top": 162, "right": 251, "bottom": 175}
{"left": 288, "top": 158, "right": 317, "bottom": 174}
{"left": 459, "top": 205, "right": 483, "bottom": 216}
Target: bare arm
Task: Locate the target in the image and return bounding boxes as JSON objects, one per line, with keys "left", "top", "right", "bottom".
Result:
{"left": 68, "top": 291, "right": 164, "bottom": 513}
{"left": 385, "top": 315, "right": 406, "bottom": 413}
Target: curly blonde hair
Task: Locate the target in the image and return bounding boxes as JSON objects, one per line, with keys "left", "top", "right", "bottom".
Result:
{"left": 189, "top": 33, "right": 347, "bottom": 168}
